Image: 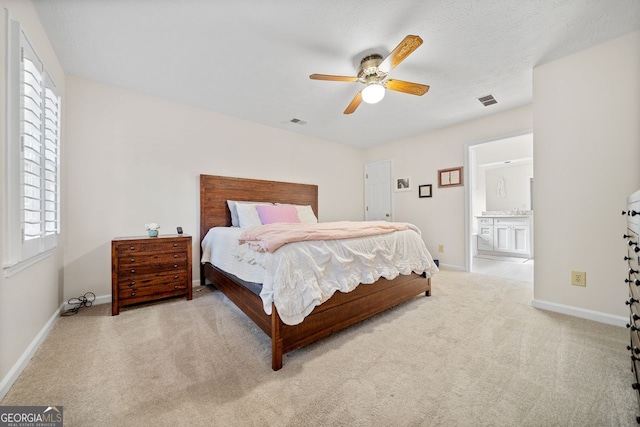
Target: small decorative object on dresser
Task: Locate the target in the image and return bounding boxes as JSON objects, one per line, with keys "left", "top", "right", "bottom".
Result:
{"left": 623, "top": 188, "right": 640, "bottom": 424}
{"left": 111, "top": 234, "right": 192, "bottom": 315}
{"left": 145, "top": 222, "right": 160, "bottom": 237}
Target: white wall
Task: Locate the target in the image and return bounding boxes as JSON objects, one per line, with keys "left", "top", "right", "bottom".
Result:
{"left": 63, "top": 76, "right": 365, "bottom": 300}
{"left": 0, "top": 0, "right": 65, "bottom": 395}
{"left": 533, "top": 31, "right": 640, "bottom": 321}
{"left": 471, "top": 134, "right": 534, "bottom": 228}
{"left": 474, "top": 134, "right": 533, "bottom": 166}
{"left": 364, "top": 105, "right": 533, "bottom": 268}
{"left": 484, "top": 163, "right": 533, "bottom": 211}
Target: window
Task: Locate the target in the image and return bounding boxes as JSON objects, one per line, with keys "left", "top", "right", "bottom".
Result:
{"left": 4, "top": 17, "right": 61, "bottom": 273}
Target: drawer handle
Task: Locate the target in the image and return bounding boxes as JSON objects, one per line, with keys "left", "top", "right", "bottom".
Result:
{"left": 173, "top": 264, "right": 178, "bottom": 268}
{"left": 130, "top": 258, "right": 135, "bottom": 262}
{"left": 174, "top": 254, "right": 178, "bottom": 258}
{"left": 173, "top": 243, "right": 178, "bottom": 247}
{"left": 130, "top": 269, "right": 135, "bottom": 274}
{"left": 628, "top": 345, "right": 640, "bottom": 355}
{"left": 174, "top": 285, "right": 178, "bottom": 289}
{"left": 129, "top": 281, "right": 136, "bottom": 287}
{"left": 623, "top": 210, "right": 640, "bottom": 216}
{"left": 631, "top": 268, "right": 639, "bottom": 275}
{"left": 131, "top": 292, "right": 136, "bottom": 296}
{"left": 630, "top": 241, "right": 639, "bottom": 247}
{"left": 625, "top": 278, "right": 640, "bottom": 286}
{"left": 627, "top": 297, "right": 639, "bottom": 305}
{"left": 130, "top": 246, "right": 135, "bottom": 250}
{"left": 174, "top": 275, "right": 179, "bottom": 279}
{"left": 628, "top": 323, "right": 640, "bottom": 332}
{"left": 626, "top": 256, "right": 632, "bottom": 261}
{"left": 634, "top": 383, "right": 640, "bottom": 390}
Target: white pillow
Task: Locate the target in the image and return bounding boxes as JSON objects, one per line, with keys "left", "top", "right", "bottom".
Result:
{"left": 295, "top": 205, "right": 318, "bottom": 224}
{"left": 227, "top": 201, "right": 272, "bottom": 227}
{"left": 275, "top": 204, "right": 318, "bottom": 223}
{"left": 236, "top": 202, "right": 264, "bottom": 228}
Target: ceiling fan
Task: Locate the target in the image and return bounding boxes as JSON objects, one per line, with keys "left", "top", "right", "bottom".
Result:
{"left": 309, "top": 35, "right": 430, "bottom": 114}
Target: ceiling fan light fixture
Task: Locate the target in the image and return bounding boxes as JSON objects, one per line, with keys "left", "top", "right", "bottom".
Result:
{"left": 361, "top": 83, "right": 385, "bottom": 104}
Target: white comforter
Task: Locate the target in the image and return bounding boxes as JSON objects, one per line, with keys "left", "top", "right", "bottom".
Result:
{"left": 201, "top": 225, "right": 437, "bottom": 325}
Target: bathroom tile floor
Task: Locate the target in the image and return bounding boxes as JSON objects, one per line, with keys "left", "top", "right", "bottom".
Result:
{"left": 471, "top": 255, "right": 533, "bottom": 284}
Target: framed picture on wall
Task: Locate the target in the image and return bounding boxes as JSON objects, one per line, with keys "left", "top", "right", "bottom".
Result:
{"left": 419, "top": 184, "right": 432, "bottom": 198}
{"left": 395, "top": 177, "right": 411, "bottom": 192}
{"left": 438, "top": 167, "right": 463, "bottom": 188}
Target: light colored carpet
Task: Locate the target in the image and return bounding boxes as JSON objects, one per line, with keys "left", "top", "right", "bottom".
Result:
{"left": 1, "top": 270, "right": 636, "bottom": 426}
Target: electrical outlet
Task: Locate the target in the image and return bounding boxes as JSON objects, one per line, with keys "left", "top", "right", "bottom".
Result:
{"left": 438, "top": 244, "right": 444, "bottom": 253}
{"left": 571, "top": 271, "right": 586, "bottom": 287}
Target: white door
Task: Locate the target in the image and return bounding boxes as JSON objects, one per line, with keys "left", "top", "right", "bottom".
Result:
{"left": 365, "top": 160, "right": 392, "bottom": 221}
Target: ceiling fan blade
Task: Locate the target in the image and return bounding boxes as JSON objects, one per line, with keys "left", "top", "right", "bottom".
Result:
{"left": 378, "top": 35, "right": 423, "bottom": 74}
{"left": 310, "top": 74, "right": 359, "bottom": 82}
{"left": 385, "top": 79, "right": 430, "bottom": 96}
{"left": 344, "top": 92, "right": 362, "bottom": 114}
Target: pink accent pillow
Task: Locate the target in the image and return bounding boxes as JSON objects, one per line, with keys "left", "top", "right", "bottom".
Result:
{"left": 256, "top": 204, "right": 301, "bottom": 225}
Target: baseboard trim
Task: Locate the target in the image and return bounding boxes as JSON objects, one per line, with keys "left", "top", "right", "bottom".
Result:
{"left": 0, "top": 303, "right": 64, "bottom": 401}
{"left": 438, "top": 263, "right": 466, "bottom": 272}
{"left": 63, "top": 294, "right": 111, "bottom": 310}
{"left": 64, "top": 279, "right": 202, "bottom": 309}
{"left": 531, "top": 299, "right": 627, "bottom": 327}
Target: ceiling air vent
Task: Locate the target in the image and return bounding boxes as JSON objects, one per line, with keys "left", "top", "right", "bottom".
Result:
{"left": 290, "top": 118, "right": 307, "bottom": 125}
{"left": 478, "top": 94, "right": 497, "bottom": 106}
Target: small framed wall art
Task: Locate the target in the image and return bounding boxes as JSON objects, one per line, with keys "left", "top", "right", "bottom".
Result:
{"left": 438, "top": 167, "right": 463, "bottom": 188}
{"left": 419, "top": 184, "right": 432, "bottom": 198}
{"left": 395, "top": 177, "right": 411, "bottom": 192}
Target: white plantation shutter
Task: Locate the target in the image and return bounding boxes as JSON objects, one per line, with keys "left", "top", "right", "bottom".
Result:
{"left": 21, "top": 44, "right": 44, "bottom": 246}
{"left": 4, "top": 19, "right": 61, "bottom": 270}
{"left": 43, "top": 76, "right": 60, "bottom": 239}
{"left": 20, "top": 34, "right": 60, "bottom": 259}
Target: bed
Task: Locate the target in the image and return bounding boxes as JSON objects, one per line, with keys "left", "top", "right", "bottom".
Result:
{"left": 200, "top": 174, "right": 434, "bottom": 370}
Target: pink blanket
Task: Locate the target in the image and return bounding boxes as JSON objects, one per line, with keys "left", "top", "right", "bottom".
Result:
{"left": 238, "top": 221, "right": 421, "bottom": 253}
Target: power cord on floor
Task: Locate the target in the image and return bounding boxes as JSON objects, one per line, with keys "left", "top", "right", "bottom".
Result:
{"left": 61, "top": 292, "right": 96, "bottom": 316}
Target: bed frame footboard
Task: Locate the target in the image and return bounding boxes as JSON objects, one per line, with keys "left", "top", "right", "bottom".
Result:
{"left": 205, "top": 263, "right": 430, "bottom": 370}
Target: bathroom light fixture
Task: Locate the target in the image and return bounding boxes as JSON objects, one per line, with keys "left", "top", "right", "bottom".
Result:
{"left": 361, "top": 83, "right": 385, "bottom": 104}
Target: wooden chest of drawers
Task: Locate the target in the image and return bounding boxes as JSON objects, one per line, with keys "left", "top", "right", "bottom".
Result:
{"left": 624, "top": 189, "right": 640, "bottom": 423}
{"left": 111, "top": 234, "right": 192, "bottom": 315}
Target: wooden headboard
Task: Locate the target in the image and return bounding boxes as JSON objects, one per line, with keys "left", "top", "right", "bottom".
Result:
{"left": 199, "top": 174, "right": 319, "bottom": 244}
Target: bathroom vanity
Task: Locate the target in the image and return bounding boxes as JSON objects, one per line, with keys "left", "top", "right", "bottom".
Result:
{"left": 477, "top": 211, "right": 533, "bottom": 258}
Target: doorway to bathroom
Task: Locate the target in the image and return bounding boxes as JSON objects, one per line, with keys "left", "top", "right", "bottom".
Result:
{"left": 466, "top": 133, "right": 534, "bottom": 284}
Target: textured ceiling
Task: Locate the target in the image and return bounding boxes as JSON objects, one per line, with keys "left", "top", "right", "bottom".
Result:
{"left": 32, "top": 0, "right": 640, "bottom": 149}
